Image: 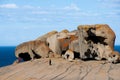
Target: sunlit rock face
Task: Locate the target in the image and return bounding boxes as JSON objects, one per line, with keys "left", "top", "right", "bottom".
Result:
{"left": 46, "top": 29, "right": 78, "bottom": 57}
{"left": 15, "top": 40, "right": 53, "bottom": 62}
{"left": 36, "top": 30, "right": 58, "bottom": 42}
{"left": 15, "top": 24, "right": 119, "bottom": 63}
{"left": 78, "top": 24, "right": 116, "bottom": 60}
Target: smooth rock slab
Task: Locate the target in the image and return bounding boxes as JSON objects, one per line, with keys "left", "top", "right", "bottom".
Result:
{"left": 0, "top": 59, "right": 120, "bottom": 80}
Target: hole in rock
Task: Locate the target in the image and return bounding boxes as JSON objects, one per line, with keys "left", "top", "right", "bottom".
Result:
{"left": 61, "top": 50, "right": 66, "bottom": 56}
{"left": 74, "top": 51, "right": 80, "bottom": 59}
{"left": 83, "top": 49, "right": 98, "bottom": 61}
{"left": 19, "top": 52, "right": 31, "bottom": 61}
{"left": 84, "top": 49, "right": 93, "bottom": 59}
{"left": 113, "top": 55, "right": 116, "bottom": 57}
{"left": 101, "top": 58, "right": 107, "bottom": 60}
{"left": 66, "top": 54, "right": 69, "bottom": 59}
{"left": 86, "top": 28, "right": 107, "bottom": 45}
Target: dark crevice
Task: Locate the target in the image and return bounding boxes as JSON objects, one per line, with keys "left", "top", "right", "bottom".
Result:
{"left": 61, "top": 50, "right": 66, "bottom": 56}
{"left": 82, "top": 49, "right": 98, "bottom": 61}
{"left": 86, "top": 36, "right": 107, "bottom": 45}
{"left": 47, "top": 43, "right": 49, "bottom": 47}
{"left": 92, "top": 50, "right": 98, "bottom": 59}
{"left": 74, "top": 51, "right": 80, "bottom": 59}
{"left": 32, "top": 50, "right": 41, "bottom": 59}
{"left": 66, "top": 54, "right": 69, "bottom": 59}
{"left": 19, "top": 52, "right": 31, "bottom": 61}
{"left": 101, "top": 58, "right": 107, "bottom": 60}
{"left": 86, "top": 28, "right": 107, "bottom": 45}
{"left": 84, "top": 48, "right": 99, "bottom": 60}
{"left": 85, "top": 49, "right": 92, "bottom": 59}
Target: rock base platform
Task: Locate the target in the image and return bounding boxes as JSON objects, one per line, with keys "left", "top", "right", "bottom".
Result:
{"left": 0, "top": 58, "right": 120, "bottom": 80}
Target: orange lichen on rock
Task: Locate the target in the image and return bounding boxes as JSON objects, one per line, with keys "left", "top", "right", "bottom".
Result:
{"left": 15, "top": 24, "right": 118, "bottom": 64}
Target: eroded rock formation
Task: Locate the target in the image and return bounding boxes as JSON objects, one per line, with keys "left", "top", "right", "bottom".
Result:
{"left": 46, "top": 29, "right": 78, "bottom": 57}
{"left": 108, "top": 51, "right": 120, "bottom": 63}
{"left": 78, "top": 24, "right": 116, "bottom": 62}
{"left": 15, "top": 40, "right": 53, "bottom": 62}
{"left": 63, "top": 49, "right": 74, "bottom": 61}
{"left": 15, "top": 24, "right": 119, "bottom": 63}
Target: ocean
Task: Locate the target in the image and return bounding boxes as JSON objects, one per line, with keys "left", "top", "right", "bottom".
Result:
{"left": 0, "top": 46, "right": 120, "bottom": 67}
{"left": 0, "top": 46, "right": 16, "bottom": 67}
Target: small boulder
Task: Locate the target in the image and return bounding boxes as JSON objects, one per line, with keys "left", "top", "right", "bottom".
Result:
{"left": 63, "top": 49, "right": 74, "bottom": 61}
{"left": 108, "top": 51, "right": 120, "bottom": 63}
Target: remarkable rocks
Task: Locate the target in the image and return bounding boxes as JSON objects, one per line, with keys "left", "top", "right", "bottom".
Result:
{"left": 15, "top": 24, "right": 119, "bottom": 63}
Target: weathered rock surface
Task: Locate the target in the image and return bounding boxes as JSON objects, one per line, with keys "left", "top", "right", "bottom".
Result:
{"left": 0, "top": 58, "right": 120, "bottom": 80}
{"left": 69, "top": 39, "right": 79, "bottom": 53}
{"left": 63, "top": 49, "right": 74, "bottom": 61}
{"left": 78, "top": 24, "right": 116, "bottom": 61}
{"left": 108, "top": 51, "right": 120, "bottom": 63}
{"left": 46, "top": 29, "right": 78, "bottom": 56}
{"left": 15, "top": 40, "right": 53, "bottom": 61}
{"left": 36, "top": 30, "right": 58, "bottom": 42}
{"left": 15, "top": 24, "right": 119, "bottom": 63}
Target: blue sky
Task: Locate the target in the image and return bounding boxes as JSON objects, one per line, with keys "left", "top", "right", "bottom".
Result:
{"left": 0, "top": 0, "right": 120, "bottom": 46}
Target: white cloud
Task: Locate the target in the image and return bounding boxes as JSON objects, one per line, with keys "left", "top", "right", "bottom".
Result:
{"left": 64, "top": 3, "right": 80, "bottom": 11}
{"left": 0, "top": 4, "right": 18, "bottom": 9}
